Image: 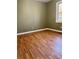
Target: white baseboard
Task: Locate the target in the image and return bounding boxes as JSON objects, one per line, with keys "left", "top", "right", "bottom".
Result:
{"left": 46, "top": 28, "right": 62, "bottom": 33}
{"left": 17, "top": 28, "right": 62, "bottom": 35}
{"left": 17, "top": 28, "right": 47, "bottom": 35}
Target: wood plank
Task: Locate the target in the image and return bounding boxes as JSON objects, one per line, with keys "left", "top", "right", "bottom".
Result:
{"left": 17, "top": 30, "right": 62, "bottom": 59}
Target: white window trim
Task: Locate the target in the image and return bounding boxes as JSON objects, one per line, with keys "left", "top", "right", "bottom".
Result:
{"left": 56, "top": 1, "right": 62, "bottom": 23}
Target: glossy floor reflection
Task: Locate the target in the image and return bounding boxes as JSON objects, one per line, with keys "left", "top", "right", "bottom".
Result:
{"left": 55, "top": 39, "right": 62, "bottom": 55}
{"left": 17, "top": 30, "right": 62, "bottom": 59}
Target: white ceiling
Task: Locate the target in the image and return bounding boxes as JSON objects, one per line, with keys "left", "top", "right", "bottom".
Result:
{"left": 35, "top": 0, "right": 52, "bottom": 3}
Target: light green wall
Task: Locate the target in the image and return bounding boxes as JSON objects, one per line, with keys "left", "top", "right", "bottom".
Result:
{"left": 17, "top": 0, "right": 62, "bottom": 33}
{"left": 17, "top": 0, "right": 47, "bottom": 33}
{"left": 47, "top": 0, "right": 62, "bottom": 30}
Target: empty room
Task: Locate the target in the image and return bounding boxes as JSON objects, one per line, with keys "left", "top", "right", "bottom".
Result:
{"left": 17, "top": 0, "right": 62, "bottom": 59}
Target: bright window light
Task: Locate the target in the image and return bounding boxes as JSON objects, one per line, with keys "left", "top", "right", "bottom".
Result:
{"left": 56, "top": 1, "right": 62, "bottom": 23}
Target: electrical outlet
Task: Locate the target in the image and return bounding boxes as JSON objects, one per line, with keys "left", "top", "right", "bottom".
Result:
{"left": 31, "top": 27, "right": 33, "bottom": 29}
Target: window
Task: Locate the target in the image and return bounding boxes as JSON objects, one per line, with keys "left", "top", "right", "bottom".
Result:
{"left": 56, "top": 1, "right": 62, "bottom": 23}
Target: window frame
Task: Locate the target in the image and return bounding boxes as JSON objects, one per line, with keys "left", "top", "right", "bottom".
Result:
{"left": 56, "top": 1, "right": 62, "bottom": 23}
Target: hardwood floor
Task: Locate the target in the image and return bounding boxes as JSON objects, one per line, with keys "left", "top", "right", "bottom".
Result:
{"left": 17, "top": 30, "right": 62, "bottom": 59}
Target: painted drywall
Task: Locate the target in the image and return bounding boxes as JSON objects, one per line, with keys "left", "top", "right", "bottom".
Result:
{"left": 17, "top": 0, "right": 62, "bottom": 33}
{"left": 17, "top": 0, "right": 47, "bottom": 33}
{"left": 47, "top": 0, "right": 62, "bottom": 30}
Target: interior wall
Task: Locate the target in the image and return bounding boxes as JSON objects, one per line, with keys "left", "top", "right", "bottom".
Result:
{"left": 17, "top": 0, "right": 47, "bottom": 33}
{"left": 47, "top": 0, "right": 62, "bottom": 30}
{"left": 17, "top": 0, "right": 62, "bottom": 33}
